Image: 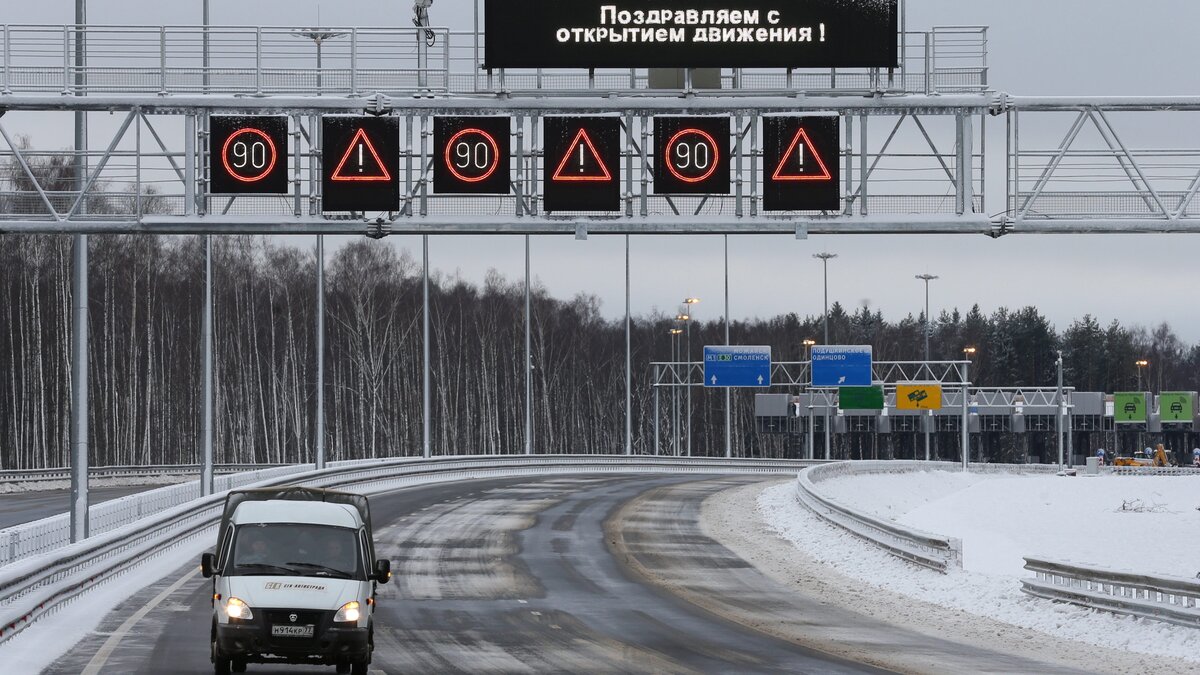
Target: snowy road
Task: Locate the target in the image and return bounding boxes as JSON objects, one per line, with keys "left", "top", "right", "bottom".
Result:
{"left": 43, "top": 474, "right": 1086, "bottom": 674}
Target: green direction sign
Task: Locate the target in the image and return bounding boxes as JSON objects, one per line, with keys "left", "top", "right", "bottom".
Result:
{"left": 1160, "top": 392, "right": 1194, "bottom": 422}
{"left": 1114, "top": 392, "right": 1147, "bottom": 423}
{"left": 839, "top": 386, "right": 884, "bottom": 411}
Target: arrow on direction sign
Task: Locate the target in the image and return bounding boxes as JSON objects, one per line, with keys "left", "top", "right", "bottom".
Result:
{"left": 838, "top": 376, "right": 846, "bottom": 384}
{"left": 757, "top": 375, "right": 764, "bottom": 385}
{"left": 711, "top": 375, "right": 718, "bottom": 385}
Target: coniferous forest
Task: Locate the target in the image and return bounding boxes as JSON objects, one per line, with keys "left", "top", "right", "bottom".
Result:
{"left": 2, "top": 234, "right": 1199, "bottom": 469}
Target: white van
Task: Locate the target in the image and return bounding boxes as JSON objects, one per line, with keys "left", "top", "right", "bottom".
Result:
{"left": 200, "top": 487, "right": 391, "bottom": 675}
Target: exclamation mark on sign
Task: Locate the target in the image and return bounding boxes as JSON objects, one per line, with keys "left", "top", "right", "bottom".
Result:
{"left": 358, "top": 144, "right": 364, "bottom": 172}
{"left": 820, "top": 23, "right": 826, "bottom": 42}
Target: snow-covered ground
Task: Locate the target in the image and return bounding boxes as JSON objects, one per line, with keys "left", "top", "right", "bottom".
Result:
{"left": 758, "top": 472, "right": 1200, "bottom": 664}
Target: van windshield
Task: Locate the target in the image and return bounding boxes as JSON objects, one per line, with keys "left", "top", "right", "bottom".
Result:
{"left": 228, "top": 524, "right": 363, "bottom": 580}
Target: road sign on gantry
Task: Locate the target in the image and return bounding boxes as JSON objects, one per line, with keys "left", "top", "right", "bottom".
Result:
{"left": 435, "top": 117, "right": 511, "bottom": 194}
{"left": 1114, "top": 392, "right": 1147, "bottom": 423}
{"left": 810, "top": 345, "right": 872, "bottom": 387}
{"left": 763, "top": 116, "right": 840, "bottom": 211}
{"left": 654, "top": 117, "right": 730, "bottom": 194}
{"left": 321, "top": 116, "right": 400, "bottom": 212}
{"left": 543, "top": 117, "right": 620, "bottom": 212}
{"left": 704, "top": 346, "right": 771, "bottom": 387}
{"left": 210, "top": 116, "right": 289, "bottom": 194}
{"left": 896, "top": 384, "right": 943, "bottom": 410}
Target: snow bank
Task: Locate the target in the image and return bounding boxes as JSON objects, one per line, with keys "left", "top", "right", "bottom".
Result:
{"left": 818, "top": 470, "right": 1200, "bottom": 577}
{"left": 758, "top": 474, "right": 1200, "bottom": 664}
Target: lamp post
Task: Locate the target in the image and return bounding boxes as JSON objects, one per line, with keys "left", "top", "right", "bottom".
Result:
{"left": 803, "top": 338, "right": 817, "bottom": 460}
{"left": 915, "top": 273, "right": 938, "bottom": 461}
{"left": 1135, "top": 359, "right": 1149, "bottom": 391}
{"left": 963, "top": 347, "right": 976, "bottom": 466}
{"left": 670, "top": 327, "right": 684, "bottom": 456}
{"left": 681, "top": 298, "right": 699, "bottom": 456}
{"left": 813, "top": 253, "right": 836, "bottom": 460}
{"left": 1056, "top": 350, "right": 1065, "bottom": 470}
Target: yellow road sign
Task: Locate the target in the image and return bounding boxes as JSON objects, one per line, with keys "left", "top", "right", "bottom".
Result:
{"left": 897, "top": 384, "right": 943, "bottom": 410}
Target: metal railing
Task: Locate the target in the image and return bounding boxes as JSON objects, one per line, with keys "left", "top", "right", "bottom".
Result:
{"left": 0, "top": 454, "right": 812, "bottom": 642}
{"left": 0, "top": 463, "right": 284, "bottom": 484}
{"left": 0, "top": 24, "right": 986, "bottom": 98}
{"left": 1023, "top": 557, "right": 1200, "bottom": 629}
{"left": 0, "top": 465, "right": 307, "bottom": 567}
{"left": 0, "top": 25, "right": 449, "bottom": 96}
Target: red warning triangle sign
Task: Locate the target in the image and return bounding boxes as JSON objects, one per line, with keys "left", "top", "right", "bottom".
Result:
{"left": 331, "top": 128, "right": 392, "bottom": 182}
{"left": 771, "top": 128, "right": 832, "bottom": 182}
{"left": 552, "top": 129, "right": 613, "bottom": 182}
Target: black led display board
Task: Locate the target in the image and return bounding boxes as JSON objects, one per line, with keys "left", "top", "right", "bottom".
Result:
{"left": 653, "top": 117, "right": 730, "bottom": 195}
{"left": 542, "top": 117, "right": 621, "bottom": 212}
{"left": 484, "top": 0, "right": 898, "bottom": 69}
{"left": 762, "top": 115, "right": 840, "bottom": 211}
{"left": 321, "top": 116, "right": 400, "bottom": 212}
{"left": 210, "top": 116, "right": 289, "bottom": 194}
{"left": 434, "top": 117, "right": 512, "bottom": 195}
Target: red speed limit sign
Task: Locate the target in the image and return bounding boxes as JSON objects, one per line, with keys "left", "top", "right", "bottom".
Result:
{"left": 209, "top": 116, "right": 289, "bottom": 194}
{"left": 654, "top": 117, "right": 730, "bottom": 194}
{"left": 434, "top": 117, "right": 511, "bottom": 194}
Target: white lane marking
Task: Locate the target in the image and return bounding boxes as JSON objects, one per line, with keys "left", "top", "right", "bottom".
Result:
{"left": 81, "top": 566, "right": 201, "bottom": 675}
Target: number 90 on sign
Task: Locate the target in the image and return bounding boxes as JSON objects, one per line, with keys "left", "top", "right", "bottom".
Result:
{"left": 209, "top": 115, "right": 289, "bottom": 194}
{"left": 653, "top": 117, "right": 730, "bottom": 195}
{"left": 434, "top": 117, "right": 511, "bottom": 194}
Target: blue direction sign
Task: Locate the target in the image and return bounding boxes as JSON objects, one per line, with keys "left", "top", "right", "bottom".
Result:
{"left": 704, "top": 346, "right": 771, "bottom": 388}
{"left": 811, "top": 345, "right": 873, "bottom": 387}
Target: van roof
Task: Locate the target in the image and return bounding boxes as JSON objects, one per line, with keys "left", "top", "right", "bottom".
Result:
{"left": 232, "top": 499, "right": 362, "bottom": 529}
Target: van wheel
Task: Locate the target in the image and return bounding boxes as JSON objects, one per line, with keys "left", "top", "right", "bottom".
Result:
{"left": 351, "top": 661, "right": 369, "bottom": 675}
{"left": 231, "top": 659, "right": 247, "bottom": 673}
{"left": 335, "top": 664, "right": 351, "bottom": 674}
{"left": 212, "top": 646, "right": 231, "bottom": 675}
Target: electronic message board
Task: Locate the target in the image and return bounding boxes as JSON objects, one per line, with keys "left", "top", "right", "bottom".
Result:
{"left": 434, "top": 117, "right": 511, "bottom": 194}
{"left": 210, "top": 116, "right": 289, "bottom": 194}
{"left": 543, "top": 117, "right": 621, "bottom": 212}
{"left": 321, "top": 116, "right": 400, "bottom": 212}
{"left": 484, "top": 0, "right": 898, "bottom": 69}
{"left": 653, "top": 117, "right": 729, "bottom": 195}
{"left": 763, "top": 115, "right": 840, "bottom": 211}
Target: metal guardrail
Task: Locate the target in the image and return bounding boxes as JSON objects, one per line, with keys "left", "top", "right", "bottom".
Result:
{"left": 794, "top": 460, "right": 1059, "bottom": 573}
{"left": 0, "top": 454, "right": 813, "bottom": 641}
{"left": 795, "top": 461, "right": 965, "bottom": 572}
{"left": 0, "top": 465, "right": 307, "bottom": 567}
{"left": 1023, "top": 558, "right": 1200, "bottom": 629}
{"left": 0, "top": 463, "right": 284, "bottom": 484}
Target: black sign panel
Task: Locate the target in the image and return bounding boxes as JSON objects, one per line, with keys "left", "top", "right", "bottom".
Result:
{"left": 210, "top": 116, "right": 289, "bottom": 194}
{"left": 763, "top": 116, "right": 840, "bottom": 211}
{"left": 543, "top": 117, "right": 621, "bottom": 212}
{"left": 321, "top": 116, "right": 400, "bottom": 212}
{"left": 485, "top": 0, "right": 897, "bottom": 69}
{"left": 654, "top": 117, "right": 730, "bottom": 195}
{"left": 434, "top": 117, "right": 511, "bottom": 194}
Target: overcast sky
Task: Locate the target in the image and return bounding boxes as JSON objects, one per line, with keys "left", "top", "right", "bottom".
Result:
{"left": 6, "top": 1, "right": 1200, "bottom": 340}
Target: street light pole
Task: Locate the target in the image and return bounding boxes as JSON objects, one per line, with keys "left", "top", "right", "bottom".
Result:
{"left": 681, "top": 298, "right": 699, "bottom": 456}
{"left": 916, "top": 273, "right": 939, "bottom": 461}
{"left": 1136, "top": 359, "right": 1148, "bottom": 392}
{"left": 813, "top": 253, "right": 836, "bottom": 460}
{"left": 1056, "top": 350, "right": 1065, "bottom": 471}
{"left": 803, "top": 339, "right": 816, "bottom": 460}
{"left": 670, "top": 328, "right": 682, "bottom": 456}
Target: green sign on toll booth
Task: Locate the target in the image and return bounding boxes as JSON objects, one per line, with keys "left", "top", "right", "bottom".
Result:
{"left": 839, "top": 385, "right": 885, "bottom": 411}
{"left": 1114, "top": 392, "right": 1147, "bottom": 423}
{"left": 1159, "top": 392, "right": 1194, "bottom": 423}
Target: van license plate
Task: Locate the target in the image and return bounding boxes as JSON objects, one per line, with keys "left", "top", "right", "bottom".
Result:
{"left": 271, "top": 624, "right": 314, "bottom": 638}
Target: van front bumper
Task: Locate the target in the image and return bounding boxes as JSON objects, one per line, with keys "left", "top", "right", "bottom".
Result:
{"left": 216, "top": 611, "right": 369, "bottom": 665}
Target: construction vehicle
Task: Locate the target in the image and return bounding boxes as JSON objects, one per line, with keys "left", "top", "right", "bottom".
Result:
{"left": 1113, "top": 444, "right": 1175, "bottom": 467}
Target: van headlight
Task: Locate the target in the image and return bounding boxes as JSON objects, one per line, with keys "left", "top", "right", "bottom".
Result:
{"left": 333, "top": 601, "right": 361, "bottom": 623}
{"left": 225, "top": 596, "right": 253, "bottom": 620}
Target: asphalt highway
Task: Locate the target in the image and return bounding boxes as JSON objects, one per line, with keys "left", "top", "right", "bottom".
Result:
{"left": 45, "top": 474, "right": 1081, "bottom": 674}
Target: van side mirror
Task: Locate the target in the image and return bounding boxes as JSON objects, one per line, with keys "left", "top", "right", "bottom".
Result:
{"left": 201, "top": 552, "right": 215, "bottom": 578}
{"left": 374, "top": 559, "right": 391, "bottom": 584}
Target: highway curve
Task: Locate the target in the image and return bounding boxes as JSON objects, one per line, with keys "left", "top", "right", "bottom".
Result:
{"left": 45, "top": 474, "right": 1079, "bottom": 674}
